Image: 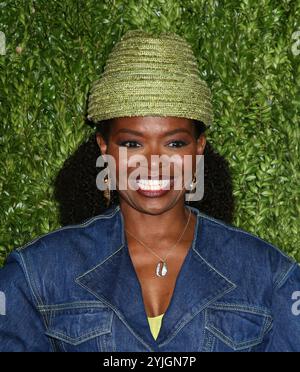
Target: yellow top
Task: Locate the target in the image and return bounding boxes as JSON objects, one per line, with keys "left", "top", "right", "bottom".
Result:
{"left": 147, "top": 313, "right": 164, "bottom": 340}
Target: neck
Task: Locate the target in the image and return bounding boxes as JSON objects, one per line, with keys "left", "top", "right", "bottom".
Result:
{"left": 120, "top": 200, "right": 194, "bottom": 245}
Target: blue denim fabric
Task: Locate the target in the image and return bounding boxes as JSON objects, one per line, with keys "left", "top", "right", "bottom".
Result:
{"left": 0, "top": 204, "right": 300, "bottom": 352}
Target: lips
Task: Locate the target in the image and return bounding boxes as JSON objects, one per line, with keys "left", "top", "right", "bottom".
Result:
{"left": 136, "top": 179, "right": 170, "bottom": 191}
{"left": 135, "top": 174, "right": 175, "bottom": 189}
{"left": 135, "top": 177, "right": 175, "bottom": 198}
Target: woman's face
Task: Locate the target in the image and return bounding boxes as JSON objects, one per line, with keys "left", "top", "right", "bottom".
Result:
{"left": 96, "top": 116, "right": 206, "bottom": 215}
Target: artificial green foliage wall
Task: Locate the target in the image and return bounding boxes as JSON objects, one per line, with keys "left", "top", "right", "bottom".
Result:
{"left": 0, "top": 0, "right": 299, "bottom": 267}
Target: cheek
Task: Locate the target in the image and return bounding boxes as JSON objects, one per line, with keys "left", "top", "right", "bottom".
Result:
{"left": 112, "top": 152, "right": 140, "bottom": 191}
{"left": 172, "top": 154, "right": 195, "bottom": 174}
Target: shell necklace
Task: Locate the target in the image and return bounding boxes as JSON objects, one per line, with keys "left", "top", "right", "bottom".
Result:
{"left": 125, "top": 209, "right": 192, "bottom": 277}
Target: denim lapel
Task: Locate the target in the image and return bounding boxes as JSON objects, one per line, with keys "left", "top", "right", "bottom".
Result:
{"left": 155, "top": 206, "right": 237, "bottom": 346}
{"left": 75, "top": 205, "right": 237, "bottom": 350}
{"left": 75, "top": 205, "right": 157, "bottom": 350}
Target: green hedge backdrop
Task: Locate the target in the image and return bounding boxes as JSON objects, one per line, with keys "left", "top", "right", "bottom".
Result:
{"left": 0, "top": 0, "right": 299, "bottom": 267}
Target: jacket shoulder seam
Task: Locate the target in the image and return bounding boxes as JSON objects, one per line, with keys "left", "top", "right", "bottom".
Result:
{"left": 198, "top": 212, "right": 296, "bottom": 264}
{"left": 16, "top": 207, "right": 119, "bottom": 252}
{"left": 14, "top": 249, "right": 57, "bottom": 351}
{"left": 274, "top": 262, "right": 299, "bottom": 290}
{"left": 16, "top": 249, "right": 44, "bottom": 307}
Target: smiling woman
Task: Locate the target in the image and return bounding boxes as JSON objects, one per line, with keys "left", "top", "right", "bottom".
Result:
{"left": 0, "top": 29, "right": 300, "bottom": 352}
{"left": 53, "top": 118, "right": 234, "bottom": 226}
{"left": 95, "top": 116, "right": 206, "bottom": 215}
{"left": 95, "top": 117, "right": 208, "bottom": 204}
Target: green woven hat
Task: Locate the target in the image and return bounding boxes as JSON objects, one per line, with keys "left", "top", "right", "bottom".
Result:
{"left": 87, "top": 29, "right": 214, "bottom": 127}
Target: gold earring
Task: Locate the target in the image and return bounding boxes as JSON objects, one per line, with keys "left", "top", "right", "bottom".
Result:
{"left": 187, "top": 173, "right": 197, "bottom": 204}
{"left": 190, "top": 173, "right": 197, "bottom": 191}
{"left": 186, "top": 173, "right": 197, "bottom": 204}
{"left": 103, "top": 167, "right": 111, "bottom": 208}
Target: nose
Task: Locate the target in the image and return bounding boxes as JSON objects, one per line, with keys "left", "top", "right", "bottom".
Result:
{"left": 146, "top": 144, "right": 169, "bottom": 174}
{"left": 144, "top": 150, "right": 175, "bottom": 180}
{"left": 130, "top": 141, "right": 176, "bottom": 179}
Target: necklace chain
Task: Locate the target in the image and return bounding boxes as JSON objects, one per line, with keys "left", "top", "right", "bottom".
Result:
{"left": 125, "top": 208, "right": 192, "bottom": 263}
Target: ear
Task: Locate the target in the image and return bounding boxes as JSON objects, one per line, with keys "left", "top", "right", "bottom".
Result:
{"left": 196, "top": 134, "right": 206, "bottom": 155}
{"left": 96, "top": 133, "right": 108, "bottom": 155}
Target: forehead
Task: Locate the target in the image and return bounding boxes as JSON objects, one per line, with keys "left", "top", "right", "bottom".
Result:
{"left": 111, "top": 116, "right": 194, "bottom": 132}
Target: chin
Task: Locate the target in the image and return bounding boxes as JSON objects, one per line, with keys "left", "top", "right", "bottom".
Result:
{"left": 127, "top": 191, "right": 183, "bottom": 215}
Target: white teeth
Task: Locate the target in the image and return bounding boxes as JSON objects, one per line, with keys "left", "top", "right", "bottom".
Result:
{"left": 137, "top": 179, "right": 170, "bottom": 191}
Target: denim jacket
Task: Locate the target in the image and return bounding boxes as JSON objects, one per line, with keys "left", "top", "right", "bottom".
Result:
{"left": 0, "top": 204, "right": 300, "bottom": 352}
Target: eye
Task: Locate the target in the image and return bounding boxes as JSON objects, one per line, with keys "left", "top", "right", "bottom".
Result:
{"left": 118, "top": 140, "right": 142, "bottom": 148}
{"left": 167, "top": 140, "right": 188, "bottom": 148}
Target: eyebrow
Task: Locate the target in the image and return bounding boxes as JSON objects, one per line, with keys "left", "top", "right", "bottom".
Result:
{"left": 115, "top": 128, "right": 192, "bottom": 136}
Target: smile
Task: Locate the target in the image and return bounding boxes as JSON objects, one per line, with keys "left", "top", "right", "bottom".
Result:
{"left": 136, "top": 179, "right": 170, "bottom": 191}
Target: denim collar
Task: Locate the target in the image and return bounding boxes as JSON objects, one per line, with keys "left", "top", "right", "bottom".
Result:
{"left": 75, "top": 205, "right": 237, "bottom": 351}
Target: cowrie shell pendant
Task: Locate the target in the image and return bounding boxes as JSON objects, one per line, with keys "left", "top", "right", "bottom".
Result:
{"left": 156, "top": 261, "right": 168, "bottom": 277}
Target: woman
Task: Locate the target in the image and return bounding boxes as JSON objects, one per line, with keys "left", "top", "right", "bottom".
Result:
{"left": 53, "top": 121, "right": 235, "bottom": 228}
{"left": 0, "top": 30, "right": 299, "bottom": 352}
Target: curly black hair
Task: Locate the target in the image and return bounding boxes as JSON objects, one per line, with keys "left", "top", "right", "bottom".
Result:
{"left": 53, "top": 119, "right": 235, "bottom": 226}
